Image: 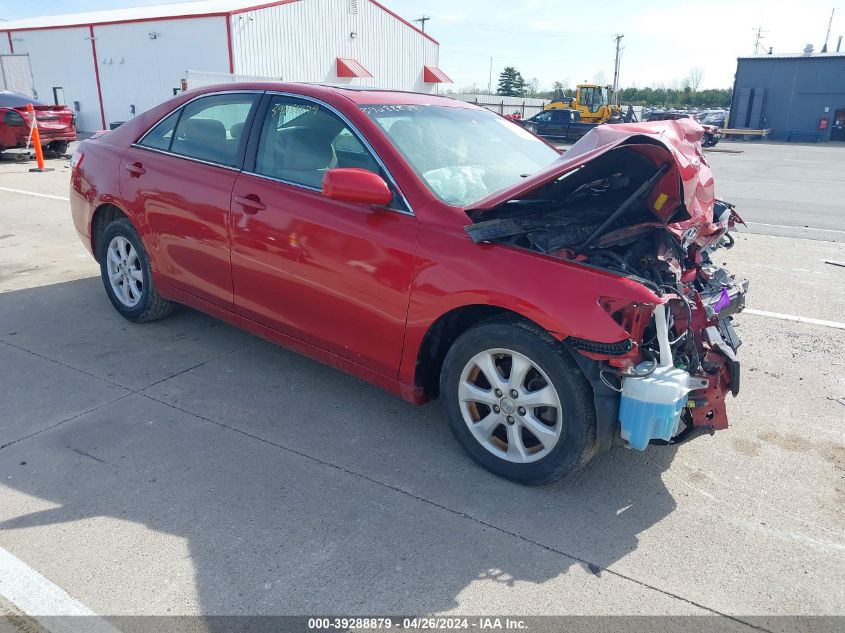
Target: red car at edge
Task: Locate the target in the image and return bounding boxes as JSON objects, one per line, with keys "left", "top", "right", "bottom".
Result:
{"left": 0, "top": 90, "right": 77, "bottom": 155}
{"left": 71, "top": 83, "right": 747, "bottom": 484}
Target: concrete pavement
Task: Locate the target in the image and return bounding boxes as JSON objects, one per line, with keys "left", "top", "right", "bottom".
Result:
{"left": 0, "top": 143, "right": 843, "bottom": 628}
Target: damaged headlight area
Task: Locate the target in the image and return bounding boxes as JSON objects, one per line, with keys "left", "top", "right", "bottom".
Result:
{"left": 464, "top": 139, "right": 748, "bottom": 450}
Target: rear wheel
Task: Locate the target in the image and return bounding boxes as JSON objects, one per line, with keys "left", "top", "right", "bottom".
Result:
{"left": 440, "top": 318, "right": 596, "bottom": 484}
{"left": 47, "top": 141, "right": 69, "bottom": 156}
{"left": 98, "top": 218, "right": 173, "bottom": 322}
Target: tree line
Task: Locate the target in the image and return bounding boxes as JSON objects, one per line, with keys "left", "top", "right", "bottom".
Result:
{"left": 490, "top": 66, "right": 731, "bottom": 109}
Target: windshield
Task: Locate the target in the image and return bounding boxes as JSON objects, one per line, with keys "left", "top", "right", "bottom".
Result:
{"left": 701, "top": 112, "right": 725, "bottom": 124}
{"left": 362, "top": 104, "right": 560, "bottom": 207}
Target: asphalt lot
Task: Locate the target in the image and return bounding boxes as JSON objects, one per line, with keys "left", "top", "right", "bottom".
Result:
{"left": 0, "top": 140, "right": 843, "bottom": 630}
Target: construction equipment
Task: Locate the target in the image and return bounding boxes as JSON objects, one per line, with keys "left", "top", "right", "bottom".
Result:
{"left": 544, "top": 84, "right": 623, "bottom": 124}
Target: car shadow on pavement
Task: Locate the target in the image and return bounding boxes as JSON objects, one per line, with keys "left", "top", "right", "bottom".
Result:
{"left": 0, "top": 277, "right": 680, "bottom": 620}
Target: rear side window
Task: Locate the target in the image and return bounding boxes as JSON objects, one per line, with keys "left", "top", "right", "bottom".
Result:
{"left": 162, "top": 93, "right": 258, "bottom": 167}
{"left": 138, "top": 110, "right": 180, "bottom": 151}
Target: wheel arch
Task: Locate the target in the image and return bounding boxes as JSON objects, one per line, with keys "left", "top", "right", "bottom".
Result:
{"left": 413, "top": 304, "right": 554, "bottom": 401}
{"left": 90, "top": 202, "right": 133, "bottom": 262}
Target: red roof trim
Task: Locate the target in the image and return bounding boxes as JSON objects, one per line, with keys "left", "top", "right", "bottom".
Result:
{"left": 230, "top": 0, "right": 300, "bottom": 15}
{"left": 367, "top": 0, "right": 439, "bottom": 45}
{"left": 336, "top": 57, "right": 373, "bottom": 79}
{"left": 423, "top": 65, "right": 452, "bottom": 83}
{"left": 2, "top": 1, "right": 302, "bottom": 32}
{"left": 4, "top": 12, "right": 229, "bottom": 32}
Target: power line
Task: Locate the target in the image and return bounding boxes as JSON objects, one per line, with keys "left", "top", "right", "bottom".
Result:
{"left": 432, "top": 17, "right": 613, "bottom": 38}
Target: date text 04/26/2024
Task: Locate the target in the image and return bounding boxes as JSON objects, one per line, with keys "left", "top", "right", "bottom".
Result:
{"left": 308, "top": 617, "right": 528, "bottom": 630}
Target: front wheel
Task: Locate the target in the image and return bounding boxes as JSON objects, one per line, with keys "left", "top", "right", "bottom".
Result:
{"left": 702, "top": 133, "right": 714, "bottom": 147}
{"left": 440, "top": 318, "right": 596, "bottom": 484}
{"left": 98, "top": 218, "right": 173, "bottom": 322}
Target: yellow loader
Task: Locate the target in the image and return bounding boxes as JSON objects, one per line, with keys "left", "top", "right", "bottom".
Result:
{"left": 545, "top": 84, "right": 623, "bottom": 124}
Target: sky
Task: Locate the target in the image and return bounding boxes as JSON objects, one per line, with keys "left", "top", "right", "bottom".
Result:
{"left": 0, "top": 0, "right": 841, "bottom": 91}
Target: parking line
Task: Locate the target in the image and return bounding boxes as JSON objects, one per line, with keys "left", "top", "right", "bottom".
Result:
{"left": 0, "top": 186, "right": 70, "bottom": 202}
{"left": 744, "top": 222, "right": 845, "bottom": 235}
{"left": 744, "top": 308, "right": 845, "bottom": 330}
{"left": 0, "top": 545, "right": 120, "bottom": 633}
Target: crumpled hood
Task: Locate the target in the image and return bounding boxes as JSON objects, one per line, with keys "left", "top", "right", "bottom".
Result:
{"left": 466, "top": 119, "right": 716, "bottom": 227}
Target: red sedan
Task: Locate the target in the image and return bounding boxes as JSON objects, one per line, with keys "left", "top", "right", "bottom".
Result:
{"left": 70, "top": 83, "right": 746, "bottom": 483}
{"left": 0, "top": 91, "right": 77, "bottom": 156}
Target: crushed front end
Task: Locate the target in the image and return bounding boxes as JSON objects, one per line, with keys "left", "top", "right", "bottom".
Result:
{"left": 464, "top": 120, "right": 747, "bottom": 450}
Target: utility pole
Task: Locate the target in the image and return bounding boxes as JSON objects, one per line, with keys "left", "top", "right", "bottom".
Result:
{"left": 488, "top": 57, "right": 493, "bottom": 95}
{"left": 413, "top": 15, "right": 430, "bottom": 32}
{"left": 752, "top": 25, "right": 767, "bottom": 55}
{"left": 821, "top": 8, "right": 835, "bottom": 52}
{"left": 612, "top": 34, "right": 624, "bottom": 105}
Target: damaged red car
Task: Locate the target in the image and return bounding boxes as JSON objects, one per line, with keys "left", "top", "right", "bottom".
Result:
{"left": 0, "top": 90, "right": 77, "bottom": 156}
{"left": 70, "top": 84, "right": 746, "bottom": 484}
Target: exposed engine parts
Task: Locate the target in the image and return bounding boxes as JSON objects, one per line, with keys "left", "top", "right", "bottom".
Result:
{"left": 464, "top": 139, "right": 748, "bottom": 447}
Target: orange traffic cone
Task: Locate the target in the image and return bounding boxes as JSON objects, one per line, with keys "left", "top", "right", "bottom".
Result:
{"left": 26, "top": 103, "right": 54, "bottom": 173}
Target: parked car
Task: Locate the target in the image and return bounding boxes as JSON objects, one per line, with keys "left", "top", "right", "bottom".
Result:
{"left": 0, "top": 91, "right": 77, "bottom": 156}
{"left": 645, "top": 110, "right": 721, "bottom": 146}
{"left": 522, "top": 109, "right": 596, "bottom": 142}
{"left": 70, "top": 84, "right": 746, "bottom": 484}
{"left": 699, "top": 110, "right": 727, "bottom": 128}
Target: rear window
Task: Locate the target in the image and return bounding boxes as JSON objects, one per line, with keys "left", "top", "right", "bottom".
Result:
{"left": 0, "top": 91, "right": 46, "bottom": 108}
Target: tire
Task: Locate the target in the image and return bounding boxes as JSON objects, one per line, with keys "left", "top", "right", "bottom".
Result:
{"left": 440, "top": 317, "right": 596, "bottom": 485}
{"left": 47, "top": 141, "right": 69, "bottom": 156}
{"left": 702, "top": 133, "right": 714, "bottom": 147}
{"left": 98, "top": 217, "right": 173, "bottom": 323}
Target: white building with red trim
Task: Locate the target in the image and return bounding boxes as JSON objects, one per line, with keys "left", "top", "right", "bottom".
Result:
{"left": 0, "top": 0, "right": 451, "bottom": 132}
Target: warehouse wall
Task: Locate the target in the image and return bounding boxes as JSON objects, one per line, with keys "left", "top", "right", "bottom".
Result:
{"left": 731, "top": 55, "right": 845, "bottom": 141}
{"left": 231, "top": 0, "right": 440, "bottom": 92}
{"left": 92, "top": 17, "right": 229, "bottom": 129}
{"left": 6, "top": 27, "right": 102, "bottom": 132}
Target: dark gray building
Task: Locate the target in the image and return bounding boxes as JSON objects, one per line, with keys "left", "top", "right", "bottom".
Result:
{"left": 729, "top": 52, "right": 845, "bottom": 142}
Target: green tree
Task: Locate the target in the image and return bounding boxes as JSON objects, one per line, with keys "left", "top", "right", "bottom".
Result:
{"left": 497, "top": 67, "right": 527, "bottom": 97}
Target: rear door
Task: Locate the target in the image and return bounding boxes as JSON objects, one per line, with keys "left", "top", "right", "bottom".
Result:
{"left": 120, "top": 92, "right": 261, "bottom": 309}
{"left": 229, "top": 93, "right": 418, "bottom": 376}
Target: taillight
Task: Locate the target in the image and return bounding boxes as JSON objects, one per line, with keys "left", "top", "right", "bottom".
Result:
{"left": 70, "top": 147, "right": 84, "bottom": 171}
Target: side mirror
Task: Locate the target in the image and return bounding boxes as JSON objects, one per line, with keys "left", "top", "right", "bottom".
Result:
{"left": 322, "top": 168, "right": 393, "bottom": 206}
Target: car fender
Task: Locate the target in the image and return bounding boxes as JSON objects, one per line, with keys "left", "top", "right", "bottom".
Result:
{"left": 398, "top": 226, "right": 661, "bottom": 387}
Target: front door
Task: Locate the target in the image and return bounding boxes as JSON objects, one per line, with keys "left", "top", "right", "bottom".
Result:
{"left": 832, "top": 109, "right": 845, "bottom": 142}
{"left": 230, "top": 94, "right": 418, "bottom": 376}
{"left": 120, "top": 92, "right": 261, "bottom": 308}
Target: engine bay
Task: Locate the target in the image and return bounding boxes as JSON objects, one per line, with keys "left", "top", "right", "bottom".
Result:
{"left": 464, "top": 139, "right": 748, "bottom": 444}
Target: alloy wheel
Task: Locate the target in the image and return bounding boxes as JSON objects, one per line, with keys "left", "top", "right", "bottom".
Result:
{"left": 106, "top": 235, "right": 143, "bottom": 308}
{"left": 458, "top": 348, "right": 563, "bottom": 463}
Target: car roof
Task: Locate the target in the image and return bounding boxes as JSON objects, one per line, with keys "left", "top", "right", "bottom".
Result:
{"left": 0, "top": 91, "right": 46, "bottom": 108}
{"left": 190, "top": 82, "right": 477, "bottom": 108}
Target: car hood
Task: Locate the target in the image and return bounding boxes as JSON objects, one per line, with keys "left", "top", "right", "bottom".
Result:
{"left": 466, "top": 119, "right": 715, "bottom": 226}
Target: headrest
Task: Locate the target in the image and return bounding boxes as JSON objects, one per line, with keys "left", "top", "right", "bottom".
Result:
{"left": 230, "top": 121, "right": 245, "bottom": 139}
{"left": 277, "top": 127, "right": 335, "bottom": 171}
{"left": 181, "top": 118, "right": 226, "bottom": 144}
{"left": 387, "top": 121, "right": 422, "bottom": 149}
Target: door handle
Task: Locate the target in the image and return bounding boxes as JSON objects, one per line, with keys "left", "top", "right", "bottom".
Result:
{"left": 234, "top": 194, "right": 266, "bottom": 214}
{"left": 124, "top": 162, "right": 146, "bottom": 176}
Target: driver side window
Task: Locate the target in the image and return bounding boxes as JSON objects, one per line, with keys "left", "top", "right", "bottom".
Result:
{"left": 254, "top": 96, "right": 405, "bottom": 209}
